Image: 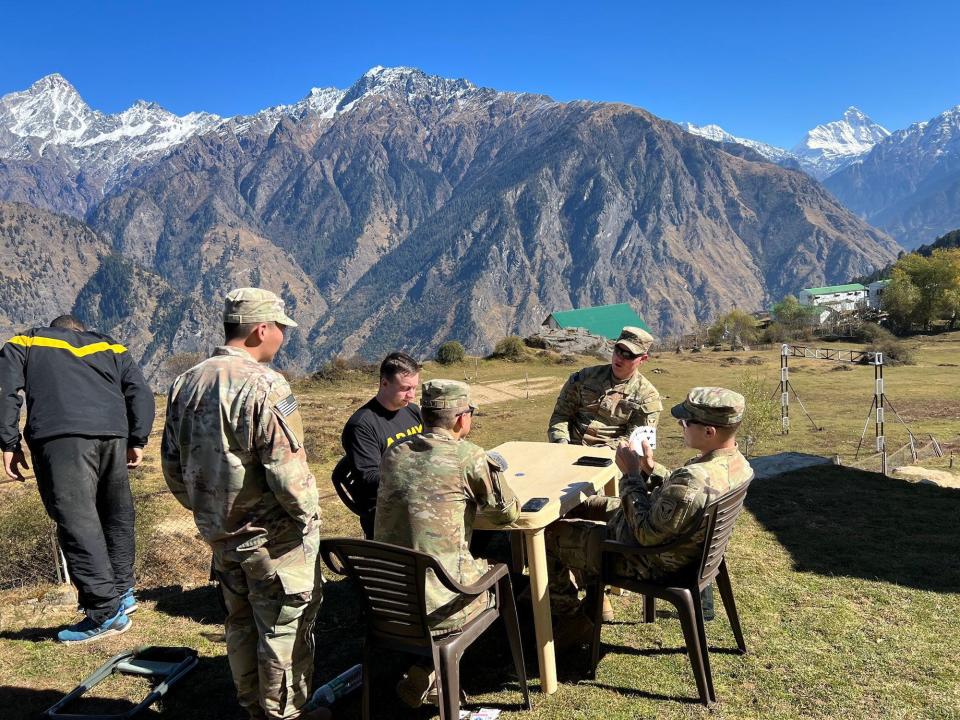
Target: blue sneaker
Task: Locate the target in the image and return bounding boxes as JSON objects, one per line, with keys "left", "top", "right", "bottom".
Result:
{"left": 121, "top": 588, "right": 138, "bottom": 615}
{"left": 57, "top": 607, "right": 131, "bottom": 644}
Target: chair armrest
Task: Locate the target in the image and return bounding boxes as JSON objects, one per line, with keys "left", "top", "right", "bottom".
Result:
{"left": 431, "top": 561, "right": 508, "bottom": 596}
{"left": 319, "top": 540, "right": 347, "bottom": 575}
{"left": 600, "top": 535, "right": 692, "bottom": 557}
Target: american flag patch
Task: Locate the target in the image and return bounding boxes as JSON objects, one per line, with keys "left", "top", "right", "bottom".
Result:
{"left": 275, "top": 394, "right": 299, "bottom": 417}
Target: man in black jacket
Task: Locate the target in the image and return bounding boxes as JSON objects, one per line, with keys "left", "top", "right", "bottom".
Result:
{"left": 341, "top": 351, "right": 423, "bottom": 537}
{"left": 0, "top": 315, "right": 155, "bottom": 644}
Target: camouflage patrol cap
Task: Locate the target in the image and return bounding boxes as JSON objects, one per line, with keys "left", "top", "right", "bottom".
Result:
{"left": 615, "top": 326, "right": 655, "bottom": 355}
{"left": 421, "top": 379, "right": 477, "bottom": 413}
{"left": 223, "top": 288, "right": 298, "bottom": 327}
{"left": 671, "top": 387, "right": 745, "bottom": 427}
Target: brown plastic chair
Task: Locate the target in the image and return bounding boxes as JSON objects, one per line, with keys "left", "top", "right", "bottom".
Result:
{"left": 331, "top": 457, "right": 375, "bottom": 538}
{"left": 320, "top": 537, "right": 531, "bottom": 720}
{"left": 588, "top": 478, "right": 752, "bottom": 706}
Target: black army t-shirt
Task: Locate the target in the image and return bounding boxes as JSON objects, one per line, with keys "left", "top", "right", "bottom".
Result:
{"left": 341, "top": 398, "right": 423, "bottom": 508}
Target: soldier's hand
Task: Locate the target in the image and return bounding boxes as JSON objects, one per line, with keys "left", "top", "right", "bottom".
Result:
{"left": 3, "top": 450, "right": 28, "bottom": 481}
{"left": 615, "top": 440, "right": 655, "bottom": 476}
{"left": 639, "top": 439, "right": 655, "bottom": 474}
{"left": 126, "top": 447, "right": 144, "bottom": 469}
{"left": 615, "top": 442, "right": 641, "bottom": 475}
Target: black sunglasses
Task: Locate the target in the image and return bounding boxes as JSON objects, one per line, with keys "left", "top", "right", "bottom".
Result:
{"left": 613, "top": 346, "right": 641, "bottom": 360}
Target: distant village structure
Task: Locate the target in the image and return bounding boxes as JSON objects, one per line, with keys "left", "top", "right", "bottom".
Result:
{"left": 798, "top": 283, "right": 869, "bottom": 311}
{"left": 798, "top": 281, "right": 890, "bottom": 311}
{"left": 795, "top": 279, "right": 891, "bottom": 330}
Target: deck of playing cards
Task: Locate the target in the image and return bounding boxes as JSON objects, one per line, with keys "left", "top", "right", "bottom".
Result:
{"left": 629, "top": 425, "right": 657, "bottom": 451}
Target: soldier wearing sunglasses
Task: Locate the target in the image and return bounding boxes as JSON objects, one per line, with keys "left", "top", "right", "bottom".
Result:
{"left": 547, "top": 326, "right": 662, "bottom": 448}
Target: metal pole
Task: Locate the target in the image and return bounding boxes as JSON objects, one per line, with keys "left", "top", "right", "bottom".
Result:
{"left": 780, "top": 344, "right": 790, "bottom": 434}
{"left": 50, "top": 527, "right": 64, "bottom": 585}
{"left": 874, "top": 353, "right": 886, "bottom": 475}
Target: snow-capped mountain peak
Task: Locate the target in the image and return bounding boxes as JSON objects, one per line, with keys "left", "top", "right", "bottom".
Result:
{"left": 0, "top": 74, "right": 224, "bottom": 188}
{"left": 2, "top": 73, "right": 99, "bottom": 146}
{"left": 337, "top": 66, "right": 482, "bottom": 111}
{"left": 791, "top": 106, "right": 889, "bottom": 177}
{"left": 679, "top": 122, "right": 794, "bottom": 164}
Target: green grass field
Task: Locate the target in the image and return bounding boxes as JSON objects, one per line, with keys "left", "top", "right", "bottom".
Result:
{"left": 1, "top": 334, "right": 958, "bottom": 719}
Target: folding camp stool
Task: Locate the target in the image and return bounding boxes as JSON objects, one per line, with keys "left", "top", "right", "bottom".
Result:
{"left": 43, "top": 646, "right": 198, "bottom": 719}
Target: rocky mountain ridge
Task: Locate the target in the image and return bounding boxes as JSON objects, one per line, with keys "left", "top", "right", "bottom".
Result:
{"left": 0, "top": 68, "right": 900, "bottom": 382}
{"left": 824, "top": 105, "right": 960, "bottom": 248}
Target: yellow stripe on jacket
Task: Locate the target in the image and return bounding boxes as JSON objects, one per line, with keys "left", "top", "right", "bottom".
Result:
{"left": 7, "top": 335, "right": 128, "bottom": 357}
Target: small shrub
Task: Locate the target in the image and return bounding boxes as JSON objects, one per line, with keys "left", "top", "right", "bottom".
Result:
{"left": 312, "top": 355, "right": 378, "bottom": 383}
{"left": 856, "top": 323, "right": 917, "bottom": 365}
{"left": 491, "top": 336, "right": 527, "bottom": 362}
{"left": 435, "top": 341, "right": 466, "bottom": 365}
{"left": 736, "top": 371, "right": 780, "bottom": 458}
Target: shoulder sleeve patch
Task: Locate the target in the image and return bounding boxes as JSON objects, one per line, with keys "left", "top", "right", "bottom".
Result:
{"left": 486, "top": 450, "right": 509, "bottom": 472}
{"left": 275, "top": 394, "right": 299, "bottom": 417}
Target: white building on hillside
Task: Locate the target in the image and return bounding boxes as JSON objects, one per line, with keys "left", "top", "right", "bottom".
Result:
{"left": 868, "top": 279, "right": 891, "bottom": 308}
{"left": 798, "top": 283, "right": 869, "bottom": 311}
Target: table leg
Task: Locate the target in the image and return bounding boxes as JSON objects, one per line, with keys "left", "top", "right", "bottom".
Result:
{"left": 604, "top": 472, "right": 618, "bottom": 497}
{"left": 524, "top": 528, "right": 557, "bottom": 694}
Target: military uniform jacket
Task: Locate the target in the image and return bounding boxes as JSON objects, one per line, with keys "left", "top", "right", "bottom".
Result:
{"left": 374, "top": 428, "right": 520, "bottom": 634}
{"left": 609, "top": 446, "right": 753, "bottom": 579}
{"left": 161, "top": 346, "right": 319, "bottom": 564}
{"left": 548, "top": 363, "right": 661, "bottom": 447}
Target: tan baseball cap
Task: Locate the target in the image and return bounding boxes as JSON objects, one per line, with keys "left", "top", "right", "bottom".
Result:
{"left": 421, "top": 379, "right": 477, "bottom": 413}
{"left": 223, "top": 288, "right": 298, "bottom": 327}
{"left": 671, "top": 387, "right": 745, "bottom": 427}
{"left": 615, "top": 326, "right": 655, "bottom": 355}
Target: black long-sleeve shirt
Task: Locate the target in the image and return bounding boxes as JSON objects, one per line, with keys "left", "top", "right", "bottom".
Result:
{"left": 341, "top": 398, "right": 423, "bottom": 508}
{"left": 0, "top": 327, "right": 155, "bottom": 451}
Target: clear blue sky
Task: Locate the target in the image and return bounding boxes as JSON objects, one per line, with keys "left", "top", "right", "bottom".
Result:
{"left": 3, "top": 0, "right": 959, "bottom": 148}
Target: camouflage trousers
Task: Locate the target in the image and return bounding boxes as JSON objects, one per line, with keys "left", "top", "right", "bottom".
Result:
{"left": 544, "top": 495, "right": 655, "bottom": 617}
{"left": 214, "top": 531, "right": 323, "bottom": 720}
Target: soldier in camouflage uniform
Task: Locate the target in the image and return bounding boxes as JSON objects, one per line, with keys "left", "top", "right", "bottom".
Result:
{"left": 544, "top": 387, "right": 753, "bottom": 643}
{"left": 375, "top": 379, "right": 520, "bottom": 706}
{"left": 547, "top": 326, "right": 662, "bottom": 447}
{"left": 161, "top": 288, "right": 327, "bottom": 720}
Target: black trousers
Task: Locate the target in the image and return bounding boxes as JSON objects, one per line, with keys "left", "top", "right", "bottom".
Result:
{"left": 31, "top": 436, "right": 135, "bottom": 623}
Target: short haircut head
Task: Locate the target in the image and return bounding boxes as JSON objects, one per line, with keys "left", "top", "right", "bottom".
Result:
{"left": 423, "top": 406, "right": 460, "bottom": 430}
{"left": 380, "top": 351, "right": 421, "bottom": 381}
{"left": 224, "top": 321, "right": 272, "bottom": 342}
{"left": 50, "top": 315, "right": 85, "bottom": 331}
{"left": 714, "top": 422, "right": 741, "bottom": 441}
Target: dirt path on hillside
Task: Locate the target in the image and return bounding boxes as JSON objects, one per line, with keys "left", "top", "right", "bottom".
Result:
{"left": 470, "top": 375, "right": 561, "bottom": 405}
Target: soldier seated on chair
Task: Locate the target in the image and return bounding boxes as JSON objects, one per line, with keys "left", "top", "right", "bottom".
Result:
{"left": 547, "top": 326, "right": 662, "bottom": 448}
{"left": 374, "top": 379, "right": 521, "bottom": 707}
{"left": 544, "top": 387, "right": 754, "bottom": 650}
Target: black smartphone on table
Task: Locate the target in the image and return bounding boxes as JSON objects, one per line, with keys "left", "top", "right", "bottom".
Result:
{"left": 521, "top": 497, "right": 550, "bottom": 512}
{"left": 573, "top": 456, "right": 613, "bottom": 467}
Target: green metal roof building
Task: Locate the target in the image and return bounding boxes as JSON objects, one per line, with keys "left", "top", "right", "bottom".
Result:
{"left": 801, "top": 283, "right": 867, "bottom": 296}
{"left": 542, "top": 303, "right": 651, "bottom": 339}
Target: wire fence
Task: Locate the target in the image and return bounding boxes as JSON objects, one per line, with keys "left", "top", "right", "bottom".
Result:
{"left": 0, "top": 482, "right": 210, "bottom": 594}
{"left": 848, "top": 437, "right": 945, "bottom": 474}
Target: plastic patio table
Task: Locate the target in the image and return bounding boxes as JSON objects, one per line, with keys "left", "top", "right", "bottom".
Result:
{"left": 474, "top": 440, "right": 618, "bottom": 695}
